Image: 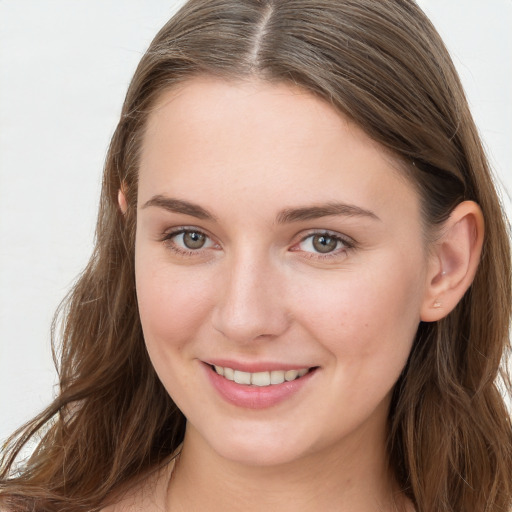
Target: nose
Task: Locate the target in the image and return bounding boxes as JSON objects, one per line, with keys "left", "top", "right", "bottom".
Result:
{"left": 211, "top": 250, "right": 291, "bottom": 343}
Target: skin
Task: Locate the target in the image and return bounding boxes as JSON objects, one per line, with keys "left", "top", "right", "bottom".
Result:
{"left": 109, "top": 77, "right": 483, "bottom": 511}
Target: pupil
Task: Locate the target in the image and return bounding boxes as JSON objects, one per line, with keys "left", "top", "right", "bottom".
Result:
{"left": 312, "top": 235, "right": 337, "bottom": 253}
{"left": 184, "top": 231, "right": 205, "bottom": 249}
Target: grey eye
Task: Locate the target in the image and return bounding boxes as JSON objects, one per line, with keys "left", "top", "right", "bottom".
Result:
{"left": 183, "top": 231, "right": 206, "bottom": 249}
{"left": 311, "top": 234, "right": 338, "bottom": 253}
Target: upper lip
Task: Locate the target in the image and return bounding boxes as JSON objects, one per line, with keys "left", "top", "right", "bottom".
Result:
{"left": 204, "top": 359, "right": 317, "bottom": 373}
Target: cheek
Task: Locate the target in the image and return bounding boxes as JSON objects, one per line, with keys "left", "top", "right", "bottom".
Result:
{"left": 135, "top": 251, "right": 215, "bottom": 353}
{"left": 292, "top": 252, "right": 424, "bottom": 364}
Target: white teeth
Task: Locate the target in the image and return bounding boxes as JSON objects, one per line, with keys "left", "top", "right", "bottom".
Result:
{"left": 212, "top": 365, "right": 311, "bottom": 387}
{"left": 234, "top": 370, "right": 251, "bottom": 385}
{"left": 270, "top": 370, "right": 286, "bottom": 384}
{"left": 224, "top": 367, "right": 234, "bottom": 380}
{"left": 251, "top": 371, "right": 271, "bottom": 387}
{"left": 285, "top": 370, "right": 298, "bottom": 381}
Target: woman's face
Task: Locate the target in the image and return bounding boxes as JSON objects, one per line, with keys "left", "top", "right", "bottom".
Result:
{"left": 135, "top": 77, "right": 432, "bottom": 466}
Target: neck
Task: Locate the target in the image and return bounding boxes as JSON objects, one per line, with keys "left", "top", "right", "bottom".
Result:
{"left": 167, "top": 424, "right": 408, "bottom": 512}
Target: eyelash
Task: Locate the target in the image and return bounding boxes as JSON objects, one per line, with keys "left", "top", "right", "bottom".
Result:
{"left": 160, "top": 227, "right": 355, "bottom": 260}
{"left": 292, "top": 230, "right": 355, "bottom": 260}
{"left": 160, "top": 227, "right": 218, "bottom": 257}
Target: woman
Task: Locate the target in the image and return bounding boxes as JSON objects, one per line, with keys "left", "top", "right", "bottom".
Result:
{"left": 1, "top": 1, "right": 511, "bottom": 511}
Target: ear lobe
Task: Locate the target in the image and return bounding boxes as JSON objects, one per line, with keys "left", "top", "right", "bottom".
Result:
{"left": 420, "top": 201, "right": 484, "bottom": 322}
{"left": 118, "top": 187, "right": 128, "bottom": 215}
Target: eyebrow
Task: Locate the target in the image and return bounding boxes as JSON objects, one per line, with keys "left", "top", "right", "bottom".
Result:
{"left": 275, "top": 203, "right": 380, "bottom": 223}
{"left": 141, "top": 195, "right": 380, "bottom": 223}
{"left": 141, "top": 195, "right": 216, "bottom": 220}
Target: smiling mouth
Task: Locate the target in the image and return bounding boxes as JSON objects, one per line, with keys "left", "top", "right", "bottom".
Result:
{"left": 209, "top": 365, "right": 317, "bottom": 387}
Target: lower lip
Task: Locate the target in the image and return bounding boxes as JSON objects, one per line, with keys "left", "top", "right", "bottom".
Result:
{"left": 203, "top": 364, "right": 316, "bottom": 409}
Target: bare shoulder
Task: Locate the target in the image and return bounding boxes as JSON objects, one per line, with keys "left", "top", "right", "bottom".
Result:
{"left": 100, "top": 458, "right": 176, "bottom": 512}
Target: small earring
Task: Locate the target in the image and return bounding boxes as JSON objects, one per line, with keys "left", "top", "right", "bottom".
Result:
{"left": 433, "top": 300, "right": 442, "bottom": 309}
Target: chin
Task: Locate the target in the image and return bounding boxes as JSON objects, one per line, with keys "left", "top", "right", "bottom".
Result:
{"left": 195, "top": 422, "right": 313, "bottom": 467}
{"left": 217, "top": 441, "right": 306, "bottom": 467}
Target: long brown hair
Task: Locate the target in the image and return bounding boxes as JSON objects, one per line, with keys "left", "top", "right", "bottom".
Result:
{"left": 1, "top": 1, "right": 511, "bottom": 511}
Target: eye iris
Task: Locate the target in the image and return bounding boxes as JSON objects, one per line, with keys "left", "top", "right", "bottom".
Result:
{"left": 312, "top": 234, "right": 337, "bottom": 253}
{"left": 183, "top": 231, "right": 206, "bottom": 249}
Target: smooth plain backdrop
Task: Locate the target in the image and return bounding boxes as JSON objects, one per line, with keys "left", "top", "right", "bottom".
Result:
{"left": 1, "top": 1, "right": 511, "bottom": 443}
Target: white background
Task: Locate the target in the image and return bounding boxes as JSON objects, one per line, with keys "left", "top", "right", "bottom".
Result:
{"left": 1, "top": 1, "right": 511, "bottom": 444}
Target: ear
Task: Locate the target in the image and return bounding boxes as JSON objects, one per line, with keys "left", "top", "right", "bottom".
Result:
{"left": 420, "top": 201, "right": 484, "bottom": 322}
{"left": 118, "top": 184, "right": 128, "bottom": 215}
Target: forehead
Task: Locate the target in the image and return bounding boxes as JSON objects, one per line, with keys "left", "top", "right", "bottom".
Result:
{"left": 138, "top": 77, "right": 420, "bottom": 226}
